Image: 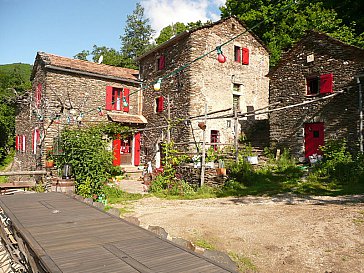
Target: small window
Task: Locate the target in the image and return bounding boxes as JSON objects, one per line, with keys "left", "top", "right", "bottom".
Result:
{"left": 306, "top": 73, "right": 333, "bottom": 95}
{"left": 210, "top": 130, "right": 220, "bottom": 151}
{"left": 233, "top": 94, "right": 240, "bottom": 111}
{"left": 233, "top": 83, "right": 241, "bottom": 93}
{"left": 313, "top": 131, "right": 319, "bottom": 138}
{"left": 157, "top": 55, "right": 165, "bottom": 70}
{"left": 155, "top": 96, "right": 164, "bottom": 112}
{"left": 105, "top": 86, "right": 129, "bottom": 112}
{"left": 306, "top": 77, "right": 319, "bottom": 95}
{"left": 234, "top": 46, "right": 241, "bottom": 62}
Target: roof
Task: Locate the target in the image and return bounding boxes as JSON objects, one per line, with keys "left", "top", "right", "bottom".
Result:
{"left": 32, "top": 52, "right": 139, "bottom": 82}
{"left": 107, "top": 112, "right": 147, "bottom": 124}
{"left": 268, "top": 30, "right": 364, "bottom": 76}
{"left": 136, "top": 16, "right": 269, "bottom": 61}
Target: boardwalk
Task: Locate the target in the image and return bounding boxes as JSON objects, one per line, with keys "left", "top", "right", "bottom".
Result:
{"left": 0, "top": 193, "right": 235, "bottom": 273}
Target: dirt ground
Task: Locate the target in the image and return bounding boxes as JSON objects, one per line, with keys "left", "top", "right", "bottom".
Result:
{"left": 120, "top": 194, "right": 364, "bottom": 273}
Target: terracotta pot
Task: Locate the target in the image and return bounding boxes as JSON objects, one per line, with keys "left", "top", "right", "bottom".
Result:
{"left": 216, "top": 168, "right": 226, "bottom": 176}
{"left": 45, "top": 160, "right": 54, "bottom": 168}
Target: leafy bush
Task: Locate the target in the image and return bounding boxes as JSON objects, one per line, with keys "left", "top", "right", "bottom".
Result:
{"left": 55, "top": 124, "right": 130, "bottom": 197}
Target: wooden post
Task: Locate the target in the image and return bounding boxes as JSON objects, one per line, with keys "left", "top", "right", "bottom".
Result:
{"left": 200, "top": 103, "right": 207, "bottom": 187}
{"left": 167, "top": 94, "right": 171, "bottom": 143}
{"left": 357, "top": 77, "right": 363, "bottom": 153}
{"left": 234, "top": 103, "right": 239, "bottom": 163}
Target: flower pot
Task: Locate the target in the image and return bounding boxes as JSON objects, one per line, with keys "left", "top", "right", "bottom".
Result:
{"left": 45, "top": 160, "right": 54, "bottom": 168}
{"left": 216, "top": 167, "right": 226, "bottom": 176}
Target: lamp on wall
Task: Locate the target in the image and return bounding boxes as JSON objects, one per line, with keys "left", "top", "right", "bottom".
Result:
{"left": 154, "top": 78, "right": 162, "bottom": 91}
{"left": 216, "top": 46, "right": 226, "bottom": 63}
{"left": 62, "top": 163, "right": 72, "bottom": 179}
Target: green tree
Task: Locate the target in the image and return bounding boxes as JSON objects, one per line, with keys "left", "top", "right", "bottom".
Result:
{"left": 155, "top": 22, "right": 188, "bottom": 45}
{"left": 74, "top": 46, "right": 125, "bottom": 66}
{"left": 120, "top": 3, "right": 155, "bottom": 69}
{"left": 74, "top": 50, "right": 90, "bottom": 61}
{"left": 221, "top": 0, "right": 363, "bottom": 66}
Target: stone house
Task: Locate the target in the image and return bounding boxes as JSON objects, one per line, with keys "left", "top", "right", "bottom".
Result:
{"left": 137, "top": 16, "right": 270, "bottom": 167}
{"left": 269, "top": 31, "right": 364, "bottom": 159}
{"left": 14, "top": 52, "right": 146, "bottom": 171}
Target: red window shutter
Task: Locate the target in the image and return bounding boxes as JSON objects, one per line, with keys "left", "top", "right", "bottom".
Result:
{"left": 134, "top": 132, "right": 141, "bottom": 166}
{"left": 15, "top": 135, "right": 19, "bottom": 151}
{"left": 159, "top": 55, "right": 165, "bottom": 70}
{"left": 157, "top": 96, "right": 164, "bottom": 112}
{"left": 105, "top": 86, "right": 113, "bottom": 110}
{"left": 242, "top": 48, "right": 249, "bottom": 65}
{"left": 320, "top": 73, "right": 333, "bottom": 94}
{"left": 123, "top": 88, "right": 130, "bottom": 112}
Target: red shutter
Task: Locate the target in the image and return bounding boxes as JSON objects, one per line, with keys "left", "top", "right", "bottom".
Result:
{"left": 159, "top": 55, "right": 165, "bottom": 70}
{"left": 32, "top": 129, "right": 40, "bottom": 154}
{"left": 320, "top": 73, "right": 333, "bottom": 94}
{"left": 15, "top": 135, "right": 19, "bottom": 151}
{"left": 134, "top": 132, "right": 141, "bottom": 166}
{"left": 123, "top": 88, "right": 130, "bottom": 112}
{"left": 242, "top": 48, "right": 249, "bottom": 65}
{"left": 157, "top": 96, "right": 164, "bottom": 112}
{"left": 106, "top": 86, "right": 113, "bottom": 110}
{"left": 113, "top": 138, "right": 121, "bottom": 166}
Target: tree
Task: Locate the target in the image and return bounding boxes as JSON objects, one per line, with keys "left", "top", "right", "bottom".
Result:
{"left": 220, "top": 0, "right": 364, "bottom": 66}
{"left": 155, "top": 22, "right": 188, "bottom": 45}
{"left": 74, "top": 50, "right": 90, "bottom": 61}
{"left": 120, "top": 3, "right": 155, "bottom": 69}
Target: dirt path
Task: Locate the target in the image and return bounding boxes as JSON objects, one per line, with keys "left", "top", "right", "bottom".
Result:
{"left": 120, "top": 194, "right": 364, "bottom": 273}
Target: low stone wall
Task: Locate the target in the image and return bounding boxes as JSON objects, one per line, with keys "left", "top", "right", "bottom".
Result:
{"left": 176, "top": 164, "right": 227, "bottom": 187}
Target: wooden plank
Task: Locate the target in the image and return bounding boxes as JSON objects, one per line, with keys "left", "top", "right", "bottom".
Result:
{"left": 0, "top": 193, "right": 236, "bottom": 273}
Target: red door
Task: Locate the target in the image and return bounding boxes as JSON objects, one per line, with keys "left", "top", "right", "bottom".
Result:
{"left": 113, "top": 139, "right": 121, "bottom": 166}
{"left": 304, "top": 123, "right": 324, "bottom": 158}
{"left": 134, "top": 132, "right": 141, "bottom": 166}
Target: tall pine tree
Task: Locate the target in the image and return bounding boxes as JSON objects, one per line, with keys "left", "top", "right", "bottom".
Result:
{"left": 120, "top": 3, "right": 155, "bottom": 69}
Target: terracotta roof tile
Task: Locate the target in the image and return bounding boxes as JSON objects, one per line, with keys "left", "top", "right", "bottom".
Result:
{"left": 107, "top": 113, "right": 147, "bottom": 124}
{"left": 37, "top": 52, "right": 139, "bottom": 81}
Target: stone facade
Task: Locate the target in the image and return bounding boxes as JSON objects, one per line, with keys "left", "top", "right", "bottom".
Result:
{"left": 138, "top": 17, "right": 270, "bottom": 166}
{"left": 269, "top": 31, "right": 364, "bottom": 158}
{"left": 14, "top": 52, "right": 144, "bottom": 171}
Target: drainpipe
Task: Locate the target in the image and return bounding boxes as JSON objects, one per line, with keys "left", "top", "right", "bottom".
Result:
{"left": 357, "top": 77, "right": 363, "bottom": 153}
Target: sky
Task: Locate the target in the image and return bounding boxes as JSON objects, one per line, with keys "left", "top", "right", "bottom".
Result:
{"left": 0, "top": 0, "right": 225, "bottom": 65}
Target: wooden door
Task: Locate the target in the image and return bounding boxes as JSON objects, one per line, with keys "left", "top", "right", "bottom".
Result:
{"left": 120, "top": 138, "right": 132, "bottom": 165}
{"left": 304, "top": 122, "right": 324, "bottom": 158}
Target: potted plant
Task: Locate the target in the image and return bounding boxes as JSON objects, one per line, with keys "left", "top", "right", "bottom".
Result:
{"left": 216, "top": 159, "right": 226, "bottom": 176}
{"left": 45, "top": 147, "right": 54, "bottom": 168}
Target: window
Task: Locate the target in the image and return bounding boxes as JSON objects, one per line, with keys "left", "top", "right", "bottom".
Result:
{"left": 105, "top": 86, "right": 130, "bottom": 112}
{"left": 233, "top": 83, "right": 241, "bottom": 93}
{"left": 15, "top": 135, "right": 26, "bottom": 152}
{"left": 234, "top": 46, "right": 249, "bottom": 64}
{"left": 35, "top": 83, "right": 42, "bottom": 108}
{"left": 155, "top": 96, "right": 164, "bottom": 112}
{"left": 210, "top": 130, "right": 220, "bottom": 151}
{"left": 306, "top": 73, "right": 333, "bottom": 95}
{"left": 233, "top": 94, "right": 240, "bottom": 112}
{"left": 234, "top": 46, "right": 241, "bottom": 62}
{"left": 157, "top": 55, "right": 165, "bottom": 70}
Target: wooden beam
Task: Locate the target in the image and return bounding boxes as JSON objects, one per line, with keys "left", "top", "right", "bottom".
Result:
{"left": 0, "top": 170, "right": 47, "bottom": 176}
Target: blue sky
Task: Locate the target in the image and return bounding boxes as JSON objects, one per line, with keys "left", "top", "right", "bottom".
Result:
{"left": 0, "top": 0, "right": 224, "bottom": 65}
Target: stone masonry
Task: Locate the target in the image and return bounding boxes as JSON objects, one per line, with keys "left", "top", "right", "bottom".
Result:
{"left": 269, "top": 31, "right": 364, "bottom": 157}
{"left": 138, "top": 17, "right": 270, "bottom": 165}
{"left": 14, "top": 52, "right": 143, "bottom": 171}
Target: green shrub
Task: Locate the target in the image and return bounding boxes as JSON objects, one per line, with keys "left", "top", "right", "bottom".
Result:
{"left": 55, "top": 124, "right": 130, "bottom": 197}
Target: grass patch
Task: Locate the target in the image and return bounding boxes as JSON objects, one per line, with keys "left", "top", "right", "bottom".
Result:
{"left": 152, "top": 185, "right": 218, "bottom": 200}
{"left": 0, "top": 150, "right": 14, "bottom": 183}
{"left": 193, "top": 238, "right": 215, "bottom": 250}
{"left": 229, "top": 252, "right": 257, "bottom": 272}
{"left": 103, "top": 185, "right": 144, "bottom": 204}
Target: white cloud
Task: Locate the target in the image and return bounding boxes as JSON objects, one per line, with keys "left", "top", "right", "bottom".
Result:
{"left": 141, "top": 0, "right": 223, "bottom": 37}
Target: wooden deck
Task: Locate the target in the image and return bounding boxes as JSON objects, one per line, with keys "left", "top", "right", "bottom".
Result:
{"left": 0, "top": 193, "right": 235, "bottom": 273}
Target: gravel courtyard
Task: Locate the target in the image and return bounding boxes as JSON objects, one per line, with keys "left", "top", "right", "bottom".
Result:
{"left": 120, "top": 194, "right": 364, "bottom": 273}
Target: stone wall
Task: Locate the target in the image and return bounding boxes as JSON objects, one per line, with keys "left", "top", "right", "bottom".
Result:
{"left": 269, "top": 31, "right": 364, "bottom": 157}
{"left": 14, "top": 60, "right": 141, "bottom": 171}
{"left": 139, "top": 17, "right": 270, "bottom": 165}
